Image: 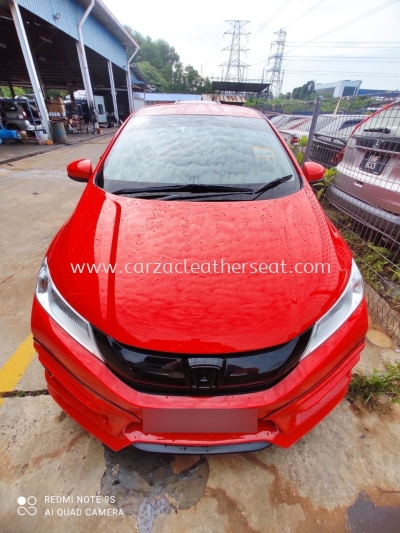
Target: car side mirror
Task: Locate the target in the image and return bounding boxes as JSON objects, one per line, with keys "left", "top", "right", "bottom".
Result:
{"left": 67, "top": 159, "right": 92, "bottom": 182}
{"left": 302, "top": 161, "right": 326, "bottom": 183}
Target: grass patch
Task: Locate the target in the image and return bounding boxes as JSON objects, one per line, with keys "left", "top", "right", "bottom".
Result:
{"left": 0, "top": 389, "right": 49, "bottom": 398}
{"left": 347, "top": 362, "right": 400, "bottom": 405}
{"left": 320, "top": 200, "right": 400, "bottom": 313}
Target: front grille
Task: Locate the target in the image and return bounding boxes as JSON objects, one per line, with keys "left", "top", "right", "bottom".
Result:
{"left": 93, "top": 327, "right": 312, "bottom": 396}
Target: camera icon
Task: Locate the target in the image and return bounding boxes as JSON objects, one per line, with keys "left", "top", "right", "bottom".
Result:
{"left": 17, "top": 496, "right": 37, "bottom": 516}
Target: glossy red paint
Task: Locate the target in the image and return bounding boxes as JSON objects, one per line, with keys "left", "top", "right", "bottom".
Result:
{"left": 31, "top": 103, "right": 368, "bottom": 450}
{"left": 45, "top": 183, "right": 351, "bottom": 353}
{"left": 302, "top": 161, "right": 326, "bottom": 183}
{"left": 67, "top": 158, "right": 92, "bottom": 182}
{"left": 32, "top": 296, "right": 367, "bottom": 451}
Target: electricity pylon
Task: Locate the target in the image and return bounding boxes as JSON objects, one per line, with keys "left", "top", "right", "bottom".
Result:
{"left": 266, "top": 29, "right": 286, "bottom": 98}
{"left": 220, "top": 20, "right": 250, "bottom": 82}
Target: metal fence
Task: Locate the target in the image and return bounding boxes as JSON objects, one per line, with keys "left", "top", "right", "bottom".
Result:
{"left": 268, "top": 93, "right": 400, "bottom": 344}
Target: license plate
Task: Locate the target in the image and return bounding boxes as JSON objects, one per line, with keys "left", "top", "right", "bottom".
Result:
{"left": 359, "top": 151, "right": 390, "bottom": 175}
{"left": 143, "top": 408, "right": 258, "bottom": 433}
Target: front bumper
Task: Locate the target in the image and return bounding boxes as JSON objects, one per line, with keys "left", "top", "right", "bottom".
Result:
{"left": 32, "top": 297, "right": 368, "bottom": 452}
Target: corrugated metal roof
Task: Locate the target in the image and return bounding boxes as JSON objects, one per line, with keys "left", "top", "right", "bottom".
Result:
{"left": 14, "top": 0, "right": 133, "bottom": 67}
{"left": 202, "top": 94, "right": 247, "bottom": 103}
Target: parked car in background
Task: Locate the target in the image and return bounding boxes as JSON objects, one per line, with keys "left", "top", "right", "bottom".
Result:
{"left": 0, "top": 98, "right": 44, "bottom": 135}
{"left": 273, "top": 114, "right": 311, "bottom": 131}
{"left": 0, "top": 122, "right": 23, "bottom": 144}
{"left": 262, "top": 111, "right": 283, "bottom": 120}
{"left": 310, "top": 115, "right": 366, "bottom": 168}
{"left": 278, "top": 115, "right": 336, "bottom": 146}
{"left": 31, "top": 102, "right": 368, "bottom": 453}
{"left": 327, "top": 102, "right": 400, "bottom": 243}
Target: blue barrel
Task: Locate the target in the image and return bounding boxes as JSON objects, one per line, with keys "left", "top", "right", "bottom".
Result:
{"left": 50, "top": 121, "right": 67, "bottom": 144}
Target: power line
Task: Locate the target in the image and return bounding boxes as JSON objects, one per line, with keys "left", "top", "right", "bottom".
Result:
{"left": 283, "top": 0, "right": 328, "bottom": 30}
{"left": 220, "top": 20, "right": 250, "bottom": 82}
{"left": 285, "top": 58, "right": 400, "bottom": 62}
{"left": 251, "top": 0, "right": 294, "bottom": 39}
{"left": 284, "top": 70, "right": 400, "bottom": 77}
{"left": 286, "top": 41, "right": 400, "bottom": 44}
{"left": 286, "top": 0, "right": 399, "bottom": 55}
{"left": 284, "top": 45, "right": 400, "bottom": 49}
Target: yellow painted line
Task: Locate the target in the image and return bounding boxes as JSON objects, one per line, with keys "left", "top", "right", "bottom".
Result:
{"left": 0, "top": 334, "right": 36, "bottom": 407}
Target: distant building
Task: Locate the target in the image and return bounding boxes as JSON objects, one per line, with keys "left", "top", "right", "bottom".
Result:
{"left": 315, "top": 80, "right": 362, "bottom": 98}
{"left": 357, "top": 88, "right": 400, "bottom": 97}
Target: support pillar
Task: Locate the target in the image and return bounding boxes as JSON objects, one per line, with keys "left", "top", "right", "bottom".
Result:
{"left": 76, "top": 0, "right": 98, "bottom": 130}
{"left": 126, "top": 47, "right": 140, "bottom": 114}
{"left": 8, "top": 0, "right": 51, "bottom": 139}
{"left": 76, "top": 41, "right": 98, "bottom": 129}
{"left": 126, "top": 67, "right": 134, "bottom": 114}
{"left": 107, "top": 60, "right": 119, "bottom": 122}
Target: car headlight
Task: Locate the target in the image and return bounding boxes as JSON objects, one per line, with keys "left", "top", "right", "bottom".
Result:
{"left": 302, "top": 259, "right": 364, "bottom": 358}
{"left": 35, "top": 258, "right": 103, "bottom": 360}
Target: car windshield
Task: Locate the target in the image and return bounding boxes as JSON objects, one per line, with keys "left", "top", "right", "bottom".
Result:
{"left": 357, "top": 103, "right": 400, "bottom": 136}
{"left": 317, "top": 116, "right": 364, "bottom": 136}
{"left": 101, "top": 115, "right": 299, "bottom": 197}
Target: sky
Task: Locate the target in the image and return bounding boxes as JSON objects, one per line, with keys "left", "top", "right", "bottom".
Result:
{"left": 102, "top": 0, "right": 400, "bottom": 93}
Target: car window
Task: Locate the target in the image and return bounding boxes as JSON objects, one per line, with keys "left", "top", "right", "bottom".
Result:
{"left": 357, "top": 104, "right": 400, "bottom": 136}
{"left": 269, "top": 115, "right": 284, "bottom": 124}
{"left": 102, "top": 115, "right": 299, "bottom": 194}
{"left": 338, "top": 120, "right": 363, "bottom": 131}
{"left": 2, "top": 102, "right": 18, "bottom": 112}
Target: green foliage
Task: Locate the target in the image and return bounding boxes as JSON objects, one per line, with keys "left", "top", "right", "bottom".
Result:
{"left": 124, "top": 26, "right": 212, "bottom": 94}
{"left": 0, "top": 86, "right": 30, "bottom": 98}
{"left": 362, "top": 244, "right": 390, "bottom": 273}
{"left": 329, "top": 223, "right": 399, "bottom": 311}
{"left": 347, "top": 362, "right": 400, "bottom": 405}
{"left": 136, "top": 61, "right": 169, "bottom": 92}
{"left": 313, "top": 167, "right": 336, "bottom": 199}
{"left": 291, "top": 80, "right": 316, "bottom": 100}
{"left": 288, "top": 135, "right": 308, "bottom": 165}
{"left": 46, "top": 89, "right": 68, "bottom": 98}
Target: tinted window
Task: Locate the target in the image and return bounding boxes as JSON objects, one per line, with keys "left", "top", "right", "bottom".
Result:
{"left": 102, "top": 115, "right": 299, "bottom": 194}
{"left": 357, "top": 104, "right": 400, "bottom": 136}
{"left": 338, "top": 120, "right": 362, "bottom": 131}
{"left": 2, "top": 102, "right": 18, "bottom": 112}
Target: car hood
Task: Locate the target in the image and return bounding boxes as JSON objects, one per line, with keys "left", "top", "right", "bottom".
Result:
{"left": 48, "top": 184, "right": 352, "bottom": 354}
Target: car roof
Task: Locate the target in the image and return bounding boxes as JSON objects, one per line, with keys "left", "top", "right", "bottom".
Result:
{"left": 134, "top": 102, "right": 264, "bottom": 119}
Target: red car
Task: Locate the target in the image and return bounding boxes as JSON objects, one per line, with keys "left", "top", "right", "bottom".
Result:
{"left": 31, "top": 103, "right": 368, "bottom": 453}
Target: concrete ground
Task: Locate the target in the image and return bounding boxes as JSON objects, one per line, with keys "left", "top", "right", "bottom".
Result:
{"left": 0, "top": 140, "right": 399, "bottom": 533}
{"left": 0, "top": 126, "right": 118, "bottom": 165}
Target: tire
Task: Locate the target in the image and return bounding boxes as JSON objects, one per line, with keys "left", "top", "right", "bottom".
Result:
{"left": 7, "top": 124, "right": 20, "bottom": 131}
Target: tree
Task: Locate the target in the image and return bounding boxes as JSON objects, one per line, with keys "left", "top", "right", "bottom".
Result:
{"left": 0, "top": 86, "right": 30, "bottom": 98}
{"left": 291, "top": 80, "right": 316, "bottom": 100}
{"left": 124, "top": 25, "right": 212, "bottom": 94}
{"left": 137, "top": 62, "right": 168, "bottom": 92}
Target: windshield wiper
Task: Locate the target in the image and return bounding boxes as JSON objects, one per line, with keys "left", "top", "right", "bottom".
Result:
{"left": 110, "top": 184, "right": 254, "bottom": 196}
{"left": 251, "top": 174, "right": 293, "bottom": 200}
{"left": 161, "top": 174, "right": 294, "bottom": 201}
